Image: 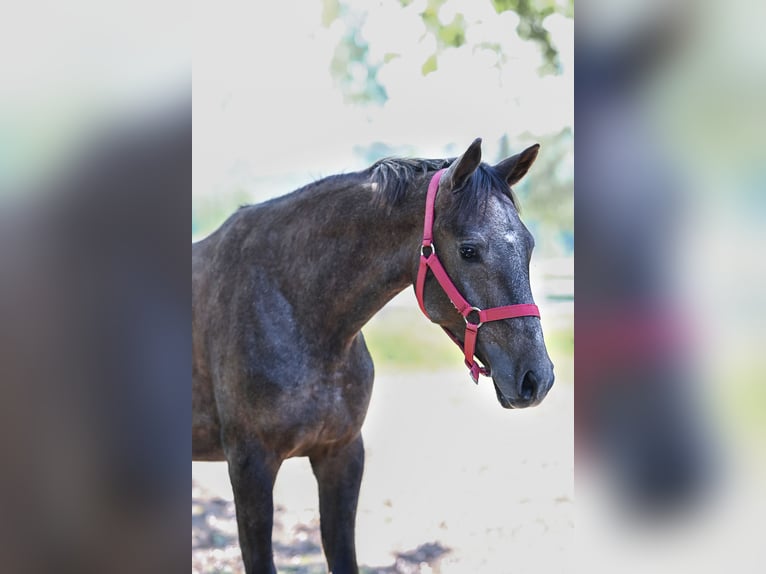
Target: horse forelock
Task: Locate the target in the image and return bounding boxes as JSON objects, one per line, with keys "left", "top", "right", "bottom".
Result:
{"left": 447, "top": 164, "right": 522, "bottom": 226}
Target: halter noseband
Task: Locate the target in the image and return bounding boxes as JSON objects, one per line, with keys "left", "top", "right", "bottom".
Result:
{"left": 415, "top": 168, "right": 541, "bottom": 383}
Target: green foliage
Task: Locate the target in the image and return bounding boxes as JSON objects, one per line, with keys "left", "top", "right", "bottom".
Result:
{"left": 491, "top": 0, "right": 573, "bottom": 74}
{"left": 510, "top": 128, "right": 574, "bottom": 255}
{"left": 420, "top": 0, "right": 467, "bottom": 49}
{"left": 421, "top": 54, "right": 438, "bottom": 76}
{"left": 363, "top": 310, "right": 462, "bottom": 372}
{"left": 722, "top": 365, "right": 766, "bottom": 443}
{"left": 324, "top": 0, "right": 572, "bottom": 105}
{"left": 321, "top": 0, "right": 340, "bottom": 26}
{"left": 324, "top": 0, "right": 388, "bottom": 104}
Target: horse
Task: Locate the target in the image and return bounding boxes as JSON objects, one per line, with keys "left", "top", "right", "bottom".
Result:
{"left": 192, "top": 138, "right": 555, "bottom": 573}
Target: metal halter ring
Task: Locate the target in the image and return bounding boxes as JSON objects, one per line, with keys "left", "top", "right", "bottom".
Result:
{"left": 464, "top": 306, "right": 483, "bottom": 328}
{"left": 420, "top": 243, "right": 436, "bottom": 257}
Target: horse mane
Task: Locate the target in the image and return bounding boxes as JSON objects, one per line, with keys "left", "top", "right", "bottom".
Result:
{"left": 368, "top": 156, "right": 521, "bottom": 219}
{"left": 369, "top": 157, "right": 452, "bottom": 206}
{"left": 275, "top": 155, "right": 522, "bottom": 225}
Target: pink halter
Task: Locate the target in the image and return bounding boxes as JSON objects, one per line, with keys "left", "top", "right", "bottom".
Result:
{"left": 415, "top": 169, "right": 541, "bottom": 383}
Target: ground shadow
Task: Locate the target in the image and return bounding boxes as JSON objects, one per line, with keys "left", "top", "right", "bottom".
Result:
{"left": 193, "top": 484, "right": 451, "bottom": 573}
{"left": 361, "top": 541, "right": 452, "bottom": 573}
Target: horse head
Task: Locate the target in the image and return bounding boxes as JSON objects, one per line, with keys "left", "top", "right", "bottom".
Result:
{"left": 418, "top": 138, "right": 554, "bottom": 408}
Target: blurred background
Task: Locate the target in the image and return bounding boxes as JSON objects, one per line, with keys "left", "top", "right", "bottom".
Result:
{"left": 576, "top": 0, "right": 766, "bottom": 572}
{"left": 0, "top": 3, "right": 189, "bottom": 574}
{"left": 3, "top": 0, "right": 763, "bottom": 572}
{"left": 193, "top": 0, "right": 574, "bottom": 256}
{"left": 192, "top": 1, "right": 573, "bottom": 572}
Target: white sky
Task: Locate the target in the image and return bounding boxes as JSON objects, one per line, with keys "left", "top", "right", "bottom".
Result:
{"left": 192, "top": 0, "right": 573, "bottom": 203}
{"left": 0, "top": 1, "right": 571, "bottom": 199}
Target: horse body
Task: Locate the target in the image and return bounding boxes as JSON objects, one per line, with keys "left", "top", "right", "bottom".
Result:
{"left": 192, "top": 139, "right": 554, "bottom": 573}
{"left": 192, "top": 175, "right": 416, "bottom": 454}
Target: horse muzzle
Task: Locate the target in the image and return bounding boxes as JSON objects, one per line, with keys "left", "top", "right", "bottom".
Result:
{"left": 492, "top": 362, "right": 554, "bottom": 409}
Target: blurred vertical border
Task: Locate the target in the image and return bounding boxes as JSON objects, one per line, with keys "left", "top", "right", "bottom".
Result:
{"left": 575, "top": 0, "right": 766, "bottom": 571}
{"left": 4, "top": 0, "right": 764, "bottom": 572}
{"left": 0, "top": 2, "right": 190, "bottom": 572}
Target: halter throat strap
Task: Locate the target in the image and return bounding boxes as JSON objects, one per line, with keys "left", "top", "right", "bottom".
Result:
{"left": 415, "top": 168, "right": 541, "bottom": 383}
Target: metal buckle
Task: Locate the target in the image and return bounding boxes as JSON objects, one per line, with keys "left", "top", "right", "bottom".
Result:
{"left": 464, "top": 306, "right": 483, "bottom": 328}
{"left": 420, "top": 243, "right": 435, "bottom": 257}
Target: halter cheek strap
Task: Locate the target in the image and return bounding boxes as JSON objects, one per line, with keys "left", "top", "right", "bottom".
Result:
{"left": 415, "top": 169, "right": 541, "bottom": 383}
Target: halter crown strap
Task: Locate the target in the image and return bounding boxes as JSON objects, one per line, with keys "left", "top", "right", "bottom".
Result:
{"left": 415, "top": 169, "right": 541, "bottom": 383}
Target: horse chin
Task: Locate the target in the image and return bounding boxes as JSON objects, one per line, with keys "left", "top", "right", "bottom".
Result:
{"left": 477, "top": 352, "right": 519, "bottom": 409}
{"left": 493, "top": 380, "right": 515, "bottom": 409}
{"left": 492, "top": 376, "right": 541, "bottom": 409}
{"left": 476, "top": 353, "right": 518, "bottom": 409}
{"left": 483, "top": 349, "right": 551, "bottom": 409}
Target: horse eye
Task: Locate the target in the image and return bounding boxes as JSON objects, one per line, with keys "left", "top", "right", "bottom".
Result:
{"left": 459, "top": 246, "right": 477, "bottom": 259}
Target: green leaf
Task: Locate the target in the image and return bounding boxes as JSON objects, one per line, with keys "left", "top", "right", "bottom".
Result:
{"left": 321, "top": 0, "right": 341, "bottom": 27}
{"left": 421, "top": 54, "right": 438, "bottom": 75}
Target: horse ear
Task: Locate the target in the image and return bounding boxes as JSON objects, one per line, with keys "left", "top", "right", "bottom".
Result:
{"left": 443, "top": 138, "right": 482, "bottom": 192}
{"left": 494, "top": 144, "right": 540, "bottom": 187}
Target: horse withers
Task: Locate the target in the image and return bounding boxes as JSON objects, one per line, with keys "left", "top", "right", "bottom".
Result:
{"left": 192, "top": 138, "right": 554, "bottom": 573}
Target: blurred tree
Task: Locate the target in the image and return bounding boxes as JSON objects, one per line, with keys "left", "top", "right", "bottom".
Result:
{"left": 323, "top": 0, "right": 573, "bottom": 104}
{"left": 490, "top": 0, "right": 573, "bottom": 74}
{"left": 513, "top": 127, "right": 574, "bottom": 256}
{"left": 325, "top": 3, "right": 389, "bottom": 104}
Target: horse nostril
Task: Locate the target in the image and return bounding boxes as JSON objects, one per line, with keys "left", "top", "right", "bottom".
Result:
{"left": 520, "top": 371, "right": 537, "bottom": 401}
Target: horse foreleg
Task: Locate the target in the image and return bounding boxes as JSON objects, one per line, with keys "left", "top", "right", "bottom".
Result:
{"left": 310, "top": 435, "right": 365, "bottom": 574}
{"left": 226, "top": 441, "right": 281, "bottom": 574}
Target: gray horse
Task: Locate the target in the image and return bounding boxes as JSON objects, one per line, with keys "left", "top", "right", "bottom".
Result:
{"left": 192, "top": 138, "right": 554, "bottom": 573}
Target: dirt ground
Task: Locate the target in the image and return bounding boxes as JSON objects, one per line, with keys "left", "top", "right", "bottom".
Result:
{"left": 192, "top": 370, "right": 573, "bottom": 573}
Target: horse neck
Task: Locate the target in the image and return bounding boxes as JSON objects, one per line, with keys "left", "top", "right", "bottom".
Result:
{"left": 275, "top": 177, "right": 427, "bottom": 348}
